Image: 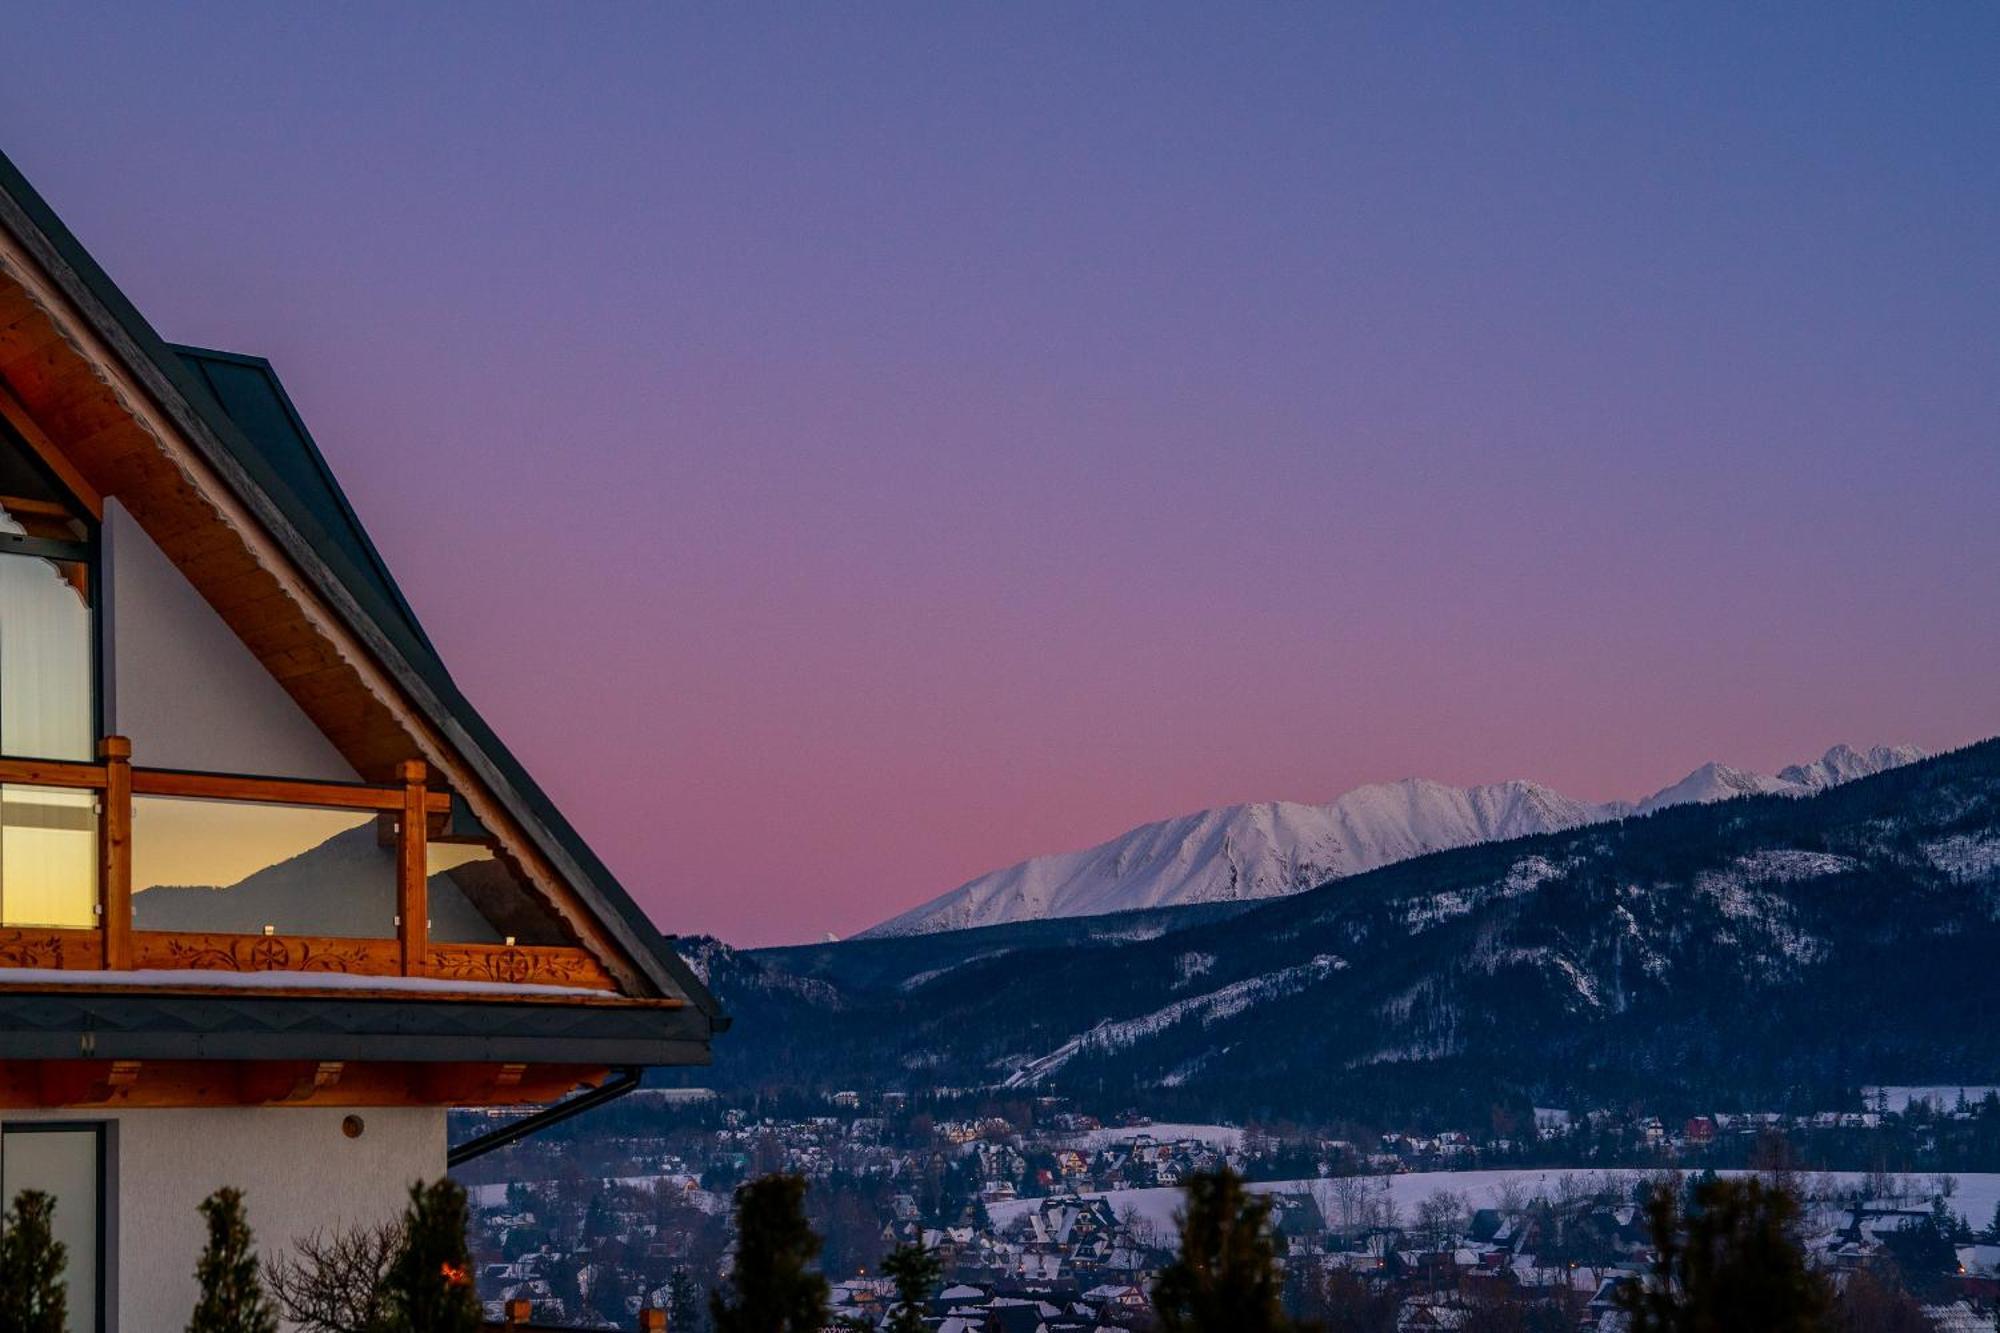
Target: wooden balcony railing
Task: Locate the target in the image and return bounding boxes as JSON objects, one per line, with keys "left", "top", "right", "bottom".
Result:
{"left": 0, "top": 738, "right": 614, "bottom": 992}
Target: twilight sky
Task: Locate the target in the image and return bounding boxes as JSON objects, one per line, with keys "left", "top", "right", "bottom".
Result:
{"left": 5, "top": 6, "right": 1995, "bottom": 945}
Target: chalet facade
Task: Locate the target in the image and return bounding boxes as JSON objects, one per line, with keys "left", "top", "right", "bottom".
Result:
{"left": 0, "top": 150, "right": 722, "bottom": 1329}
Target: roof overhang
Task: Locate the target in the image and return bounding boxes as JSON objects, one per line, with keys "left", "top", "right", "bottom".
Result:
{"left": 0, "top": 989, "right": 712, "bottom": 1066}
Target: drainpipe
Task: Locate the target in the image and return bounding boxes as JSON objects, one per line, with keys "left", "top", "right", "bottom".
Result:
{"left": 447, "top": 1066, "right": 644, "bottom": 1168}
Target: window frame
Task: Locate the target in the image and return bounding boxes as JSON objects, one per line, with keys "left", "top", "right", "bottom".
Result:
{"left": 0, "top": 1119, "right": 109, "bottom": 1333}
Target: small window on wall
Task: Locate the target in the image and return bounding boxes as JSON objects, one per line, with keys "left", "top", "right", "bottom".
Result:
{"left": 1, "top": 1123, "right": 105, "bottom": 1333}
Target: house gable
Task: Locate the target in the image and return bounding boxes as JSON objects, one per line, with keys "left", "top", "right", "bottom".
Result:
{"left": 0, "top": 147, "right": 720, "bottom": 1028}
{"left": 104, "top": 497, "right": 358, "bottom": 781}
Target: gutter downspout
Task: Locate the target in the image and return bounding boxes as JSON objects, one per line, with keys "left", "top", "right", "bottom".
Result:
{"left": 447, "top": 1066, "right": 644, "bottom": 1168}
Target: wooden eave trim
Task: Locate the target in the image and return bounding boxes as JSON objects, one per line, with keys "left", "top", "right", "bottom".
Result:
{"left": 0, "top": 222, "right": 672, "bottom": 1002}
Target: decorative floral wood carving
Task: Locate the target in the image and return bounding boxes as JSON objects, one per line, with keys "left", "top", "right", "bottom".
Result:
{"left": 0, "top": 929, "right": 97, "bottom": 970}
{"left": 136, "top": 933, "right": 386, "bottom": 974}
{"left": 58, "top": 931, "right": 616, "bottom": 993}
{"left": 426, "top": 945, "right": 614, "bottom": 991}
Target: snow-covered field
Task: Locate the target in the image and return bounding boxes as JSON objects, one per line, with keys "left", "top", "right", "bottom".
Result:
{"left": 988, "top": 1168, "right": 2000, "bottom": 1237}
{"left": 1863, "top": 1086, "right": 2000, "bottom": 1114}
{"left": 1051, "top": 1123, "right": 1246, "bottom": 1152}
{"left": 468, "top": 1173, "right": 727, "bottom": 1214}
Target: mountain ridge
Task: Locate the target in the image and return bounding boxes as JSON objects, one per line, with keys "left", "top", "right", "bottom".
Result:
{"left": 687, "top": 736, "right": 2000, "bottom": 1118}
{"left": 864, "top": 743, "right": 1925, "bottom": 937}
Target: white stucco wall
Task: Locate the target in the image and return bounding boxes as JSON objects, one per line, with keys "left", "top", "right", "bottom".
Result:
{"left": 102, "top": 499, "right": 358, "bottom": 781}
{"left": 9, "top": 1105, "right": 445, "bottom": 1332}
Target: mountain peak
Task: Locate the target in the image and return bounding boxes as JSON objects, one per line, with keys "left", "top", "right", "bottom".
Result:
{"left": 861, "top": 741, "right": 1927, "bottom": 938}
{"left": 1779, "top": 743, "right": 1927, "bottom": 792}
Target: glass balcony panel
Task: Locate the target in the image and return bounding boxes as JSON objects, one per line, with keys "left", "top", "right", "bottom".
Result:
{"left": 130, "top": 795, "right": 397, "bottom": 938}
{"left": 427, "top": 843, "right": 570, "bottom": 945}
{"left": 0, "top": 784, "right": 97, "bottom": 928}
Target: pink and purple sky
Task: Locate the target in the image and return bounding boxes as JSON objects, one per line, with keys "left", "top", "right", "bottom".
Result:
{"left": 5, "top": 7, "right": 1995, "bottom": 944}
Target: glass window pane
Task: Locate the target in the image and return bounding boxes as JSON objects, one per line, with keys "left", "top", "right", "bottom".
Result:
{"left": 0, "top": 554, "right": 93, "bottom": 762}
{"left": 131, "top": 796, "right": 397, "bottom": 938}
{"left": 2, "top": 1126, "right": 100, "bottom": 1333}
{"left": 427, "top": 843, "right": 570, "bottom": 945}
{"left": 0, "top": 785, "right": 98, "bottom": 929}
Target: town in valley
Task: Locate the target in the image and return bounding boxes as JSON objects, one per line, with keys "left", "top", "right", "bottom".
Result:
{"left": 455, "top": 1085, "right": 2000, "bottom": 1330}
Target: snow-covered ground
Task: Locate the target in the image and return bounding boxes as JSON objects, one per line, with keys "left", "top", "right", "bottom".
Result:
{"left": 1004, "top": 957, "right": 1347, "bottom": 1089}
{"left": 468, "top": 1173, "right": 728, "bottom": 1215}
{"left": 1863, "top": 1086, "right": 2000, "bottom": 1114}
{"left": 988, "top": 1168, "right": 2000, "bottom": 1238}
{"left": 1050, "top": 1123, "right": 1246, "bottom": 1152}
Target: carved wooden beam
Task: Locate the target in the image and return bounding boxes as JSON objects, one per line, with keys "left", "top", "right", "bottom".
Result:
{"left": 37, "top": 1059, "right": 141, "bottom": 1106}
{"left": 240, "top": 1060, "right": 348, "bottom": 1105}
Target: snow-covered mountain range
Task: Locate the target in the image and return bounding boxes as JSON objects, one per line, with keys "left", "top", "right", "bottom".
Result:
{"left": 863, "top": 744, "right": 1925, "bottom": 937}
{"left": 690, "top": 739, "right": 2000, "bottom": 1112}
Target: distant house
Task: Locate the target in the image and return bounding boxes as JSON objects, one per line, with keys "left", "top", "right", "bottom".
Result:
{"left": 1952, "top": 1244, "right": 2000, "bottom": 1302}
{"left": 1266, "top": 1191, "right": 1328, "bottom": 1246}
{"left": 1082, "top": 1282, "right": 1148, "bottom": 1309}
{"left": 0, "top": 148, "right": 723, "bottom": 1328}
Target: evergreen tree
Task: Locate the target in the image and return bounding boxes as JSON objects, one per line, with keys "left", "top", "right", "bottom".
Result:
{"left": 881, "top": 1239, "right": 942, "bottom": 1333}
{"left": 0, "top": 1189, "right": 67, "bottom": 1333}
{"left": 1152, "top": 1168, "right": 1299, "bottom": 1333}
{"left": 589, "top": 1259, "right": 635, "bottom": 1326}
{"left": 376, "top": 1180, "right": 481, "bottom": 1333}
{"left": 1617, "top": 1176, "right": 1829, "bottom": 1333}
{"left": 1305, "top": 1268, "right": 1395, "bottom": 1332}
{"left": 188, "top": 1188, "right": 278, "bottom": 1333}
{"left": 665, "top": 1268, "right": 705, "bottom": 1333}
{"left": 1829, "top": 1268, "right": 1930, "bottom": 1333}
{"left": 709, "top": 1175, "right": 829, "bottom": 1333}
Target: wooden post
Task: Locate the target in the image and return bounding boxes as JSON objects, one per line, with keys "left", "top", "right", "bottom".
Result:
{"left": 397, "top": 760, "right": 428, "bottom": 976}
{"left": 99, "top": 736, "right": 131, "bottom": 970}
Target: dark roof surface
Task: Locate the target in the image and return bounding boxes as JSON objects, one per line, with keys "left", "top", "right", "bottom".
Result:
{"left": 173, "top": 346, "right": 441, "bottom": 659}
{"left": 0, "top": 147, "right": 721, "bottom": 1034}
{"left": 0, "top": 990, "right": 712, "bottom": 1066}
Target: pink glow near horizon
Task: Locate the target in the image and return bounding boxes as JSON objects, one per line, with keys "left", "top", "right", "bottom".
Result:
{"left": 4, "top": 8, "right": 1995, "bottom": 943}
